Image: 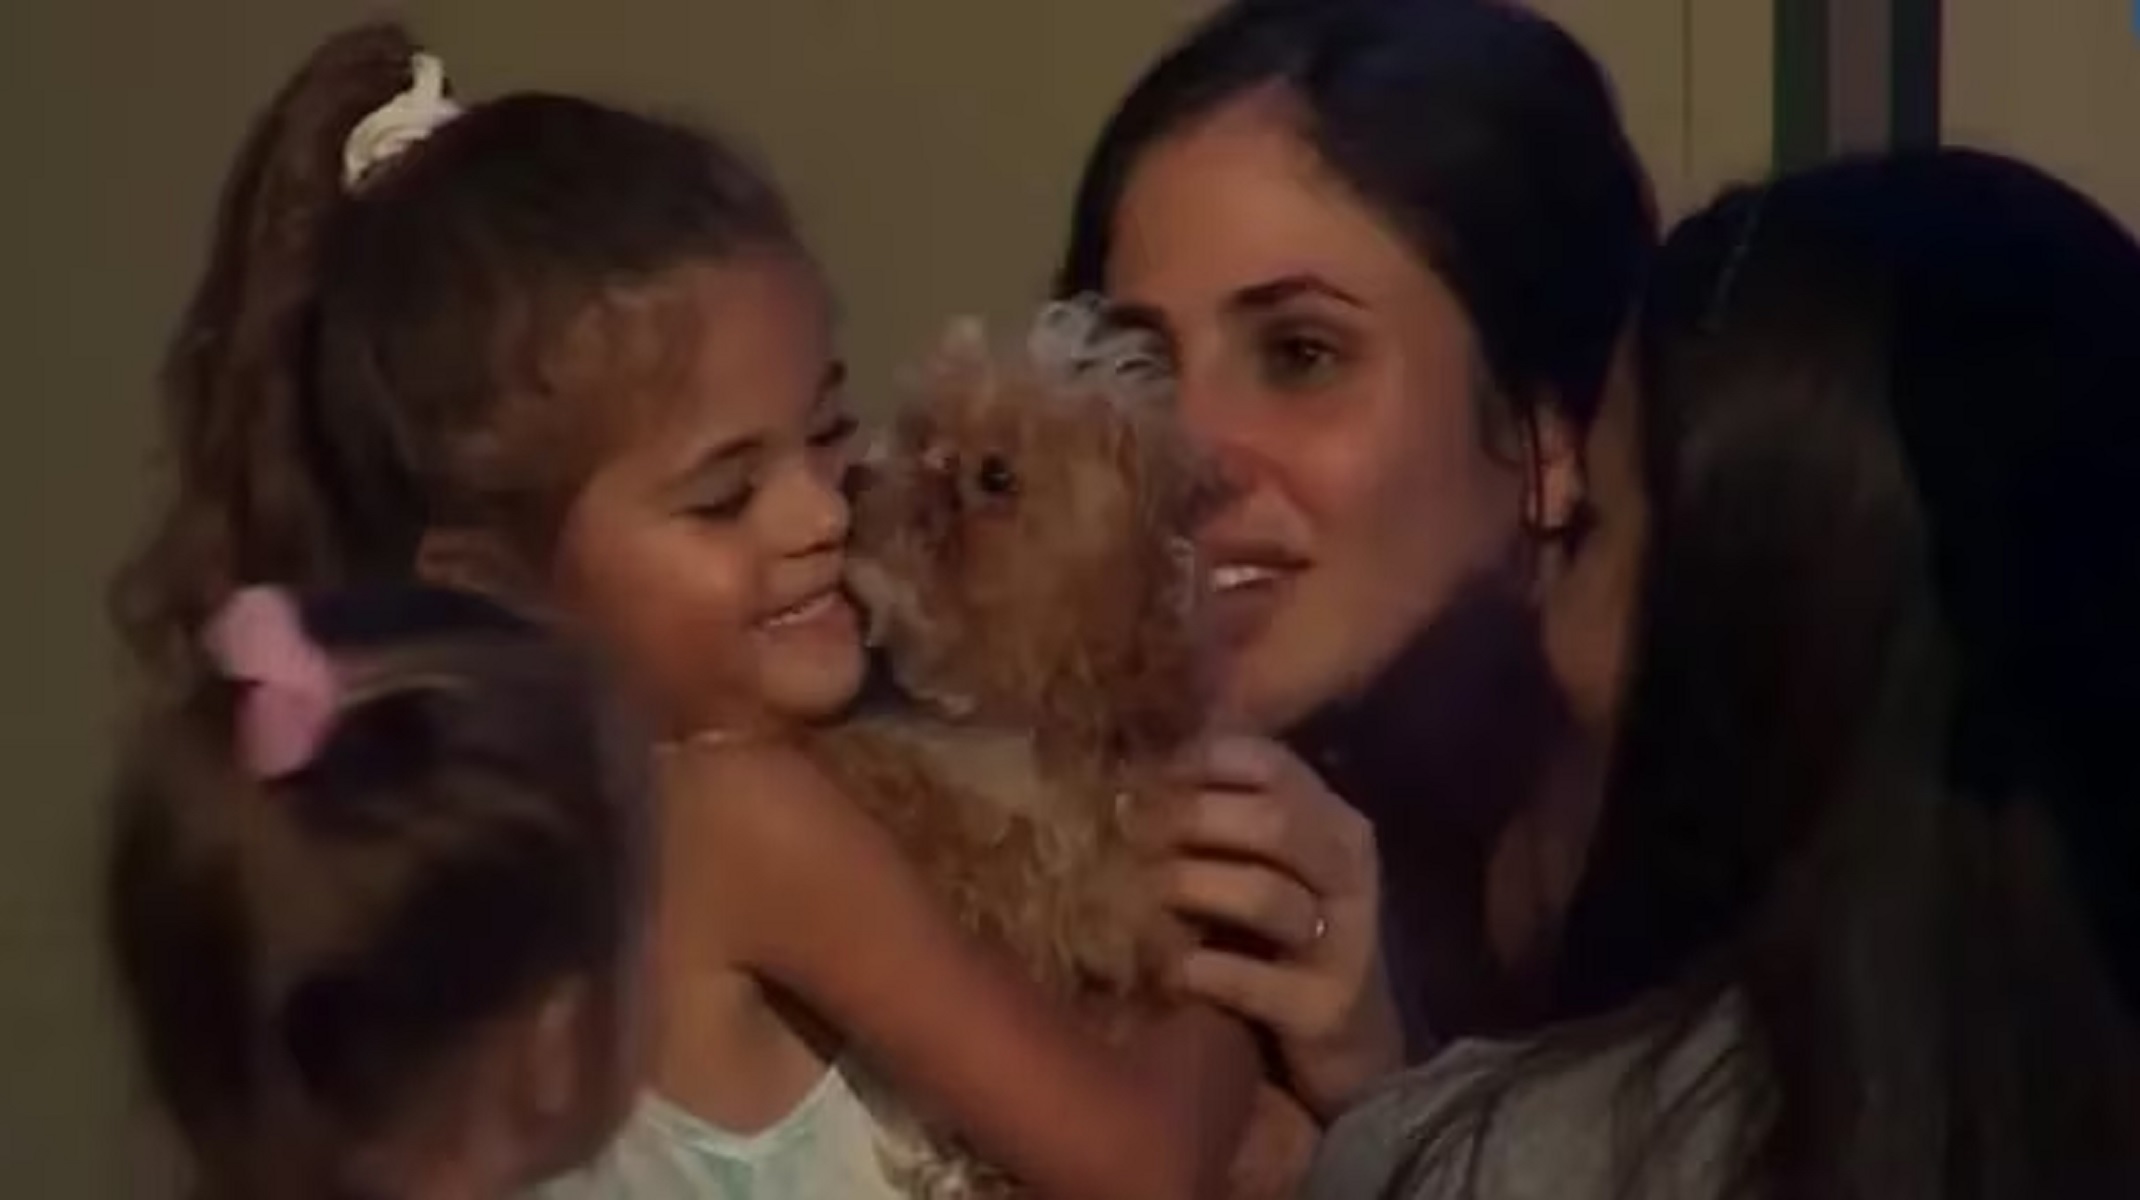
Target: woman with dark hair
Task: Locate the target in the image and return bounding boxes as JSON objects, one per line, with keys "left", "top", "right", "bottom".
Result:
{"left": 1309, "top": 147, "right": 2140, "bottom": 1198}
{"left": 1058, "top": 0, "right": 1658, "bottom": 1120}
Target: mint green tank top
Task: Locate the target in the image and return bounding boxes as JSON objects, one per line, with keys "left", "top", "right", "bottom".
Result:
{"left": 535, "top": 1066, "right": 905, "bottom": 1200}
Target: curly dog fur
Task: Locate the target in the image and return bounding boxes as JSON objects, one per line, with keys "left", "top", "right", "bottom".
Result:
{"left": 803, "top": 304, "right": 1225, "bottom": 1195}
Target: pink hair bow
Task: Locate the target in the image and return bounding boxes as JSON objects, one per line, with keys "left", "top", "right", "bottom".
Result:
{"left": 203, "top": 586, "right": 340, "bottom": 780}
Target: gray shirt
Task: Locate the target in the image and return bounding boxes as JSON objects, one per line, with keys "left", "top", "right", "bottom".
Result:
{"left": 1304, "top": 998, "right": 1747, "bottom": 1200}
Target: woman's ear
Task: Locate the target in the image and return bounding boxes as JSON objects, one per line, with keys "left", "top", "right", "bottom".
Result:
{"left": 1521, "top": 401, "right": 1587, "bottom": 541}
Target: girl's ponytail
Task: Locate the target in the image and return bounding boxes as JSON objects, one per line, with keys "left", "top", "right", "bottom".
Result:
{"left": 116, "top": 24, "right": 425, "bottom": 683}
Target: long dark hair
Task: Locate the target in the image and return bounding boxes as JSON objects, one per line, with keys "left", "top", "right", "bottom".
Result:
{"left": 113, "top": 22, "right": 796, "bottom": 687}
{"left": 1384, "top": 149, "right": 2140, "bottom": 1197}
{"left": 1056, "top": 0, "right": 1658, "bottom": 1043}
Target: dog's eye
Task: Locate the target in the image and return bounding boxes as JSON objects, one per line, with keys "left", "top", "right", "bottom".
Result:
{"left": 975, "top": 454, "right": 1018, "bottom": 498}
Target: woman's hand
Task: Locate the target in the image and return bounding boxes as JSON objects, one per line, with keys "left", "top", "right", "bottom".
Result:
{"left": 1158, "top": 735, "right": 1406, "bottom": 1120}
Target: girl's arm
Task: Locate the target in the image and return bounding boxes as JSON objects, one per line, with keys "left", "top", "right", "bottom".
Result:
{"left": 688, "top": 743, "right": 1259, "bottom": 1200}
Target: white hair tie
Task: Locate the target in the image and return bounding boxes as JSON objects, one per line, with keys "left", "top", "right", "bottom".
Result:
{"left": 342, "top": 52, "right": 462, "bottom": 191}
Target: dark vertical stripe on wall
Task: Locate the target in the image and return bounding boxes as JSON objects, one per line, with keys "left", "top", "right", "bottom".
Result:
{"left": 1774, "top": 0, "right": 1830, "bottom": 170}
{"left": 1890, "top": 0, "right": 1943, "bottom": 147}
{"left": 1775, "top": 0, "right": 1942, "bottom": 168}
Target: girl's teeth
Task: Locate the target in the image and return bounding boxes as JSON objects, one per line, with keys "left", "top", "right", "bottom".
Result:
{"left": 767, "top": 593, "right": 834, "bottom": 628}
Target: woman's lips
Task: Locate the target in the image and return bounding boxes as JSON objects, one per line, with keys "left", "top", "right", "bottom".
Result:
{"left": 1206, "top": 558, "right": 1305, "bottom": 647}
{"left": 1210, "top": 563, "right": 1286, "bottom": 591}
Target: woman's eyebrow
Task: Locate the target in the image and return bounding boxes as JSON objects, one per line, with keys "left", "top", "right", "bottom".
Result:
{"left": 1229, "top": 273, "right": 1368, "bottom": 314}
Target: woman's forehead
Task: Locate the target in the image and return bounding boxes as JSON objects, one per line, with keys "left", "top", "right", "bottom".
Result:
{"left": 1106, "top": 95, "right": 1432, "bottom": 306}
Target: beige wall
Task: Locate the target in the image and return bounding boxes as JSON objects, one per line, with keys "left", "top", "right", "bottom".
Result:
{"left": 4, "top": 1, "right": 1755, "bottom": 1191}
{"left": 1527, "top": 0, "right": 1773, "bottom": 219}
{"left": 1944, "top": 0, "right": 2140, "bottom": 233}
{"left": 7, "top": 5, "right": 382, "bottom": 1189}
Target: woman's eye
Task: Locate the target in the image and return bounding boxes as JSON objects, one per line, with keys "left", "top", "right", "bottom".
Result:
{"left": 1259, "top": 330, "right": 1345, "bottom": 389}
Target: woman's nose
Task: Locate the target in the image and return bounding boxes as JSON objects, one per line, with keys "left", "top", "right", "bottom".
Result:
{"left": 1188, "top": 450, "right": 1249, "bottom": 522}
{"left": 1174, "top": 383, "right": 1261, "bottom": 504}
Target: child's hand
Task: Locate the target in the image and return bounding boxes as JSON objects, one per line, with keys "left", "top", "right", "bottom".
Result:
{"left": 1157, "top": 735, "right": 1405, "bottom": 1119}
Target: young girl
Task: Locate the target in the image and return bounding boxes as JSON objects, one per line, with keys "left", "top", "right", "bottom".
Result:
{"left": 114, "top": 23, "right": 1258, "bottom": 1198}
{"left": 108, "top": 584, "right": 651, "bottom": 1199}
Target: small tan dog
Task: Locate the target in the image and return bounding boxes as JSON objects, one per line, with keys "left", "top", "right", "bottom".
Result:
{"left": 804, "top": 300, "right": 1224, "bottom": 1195}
